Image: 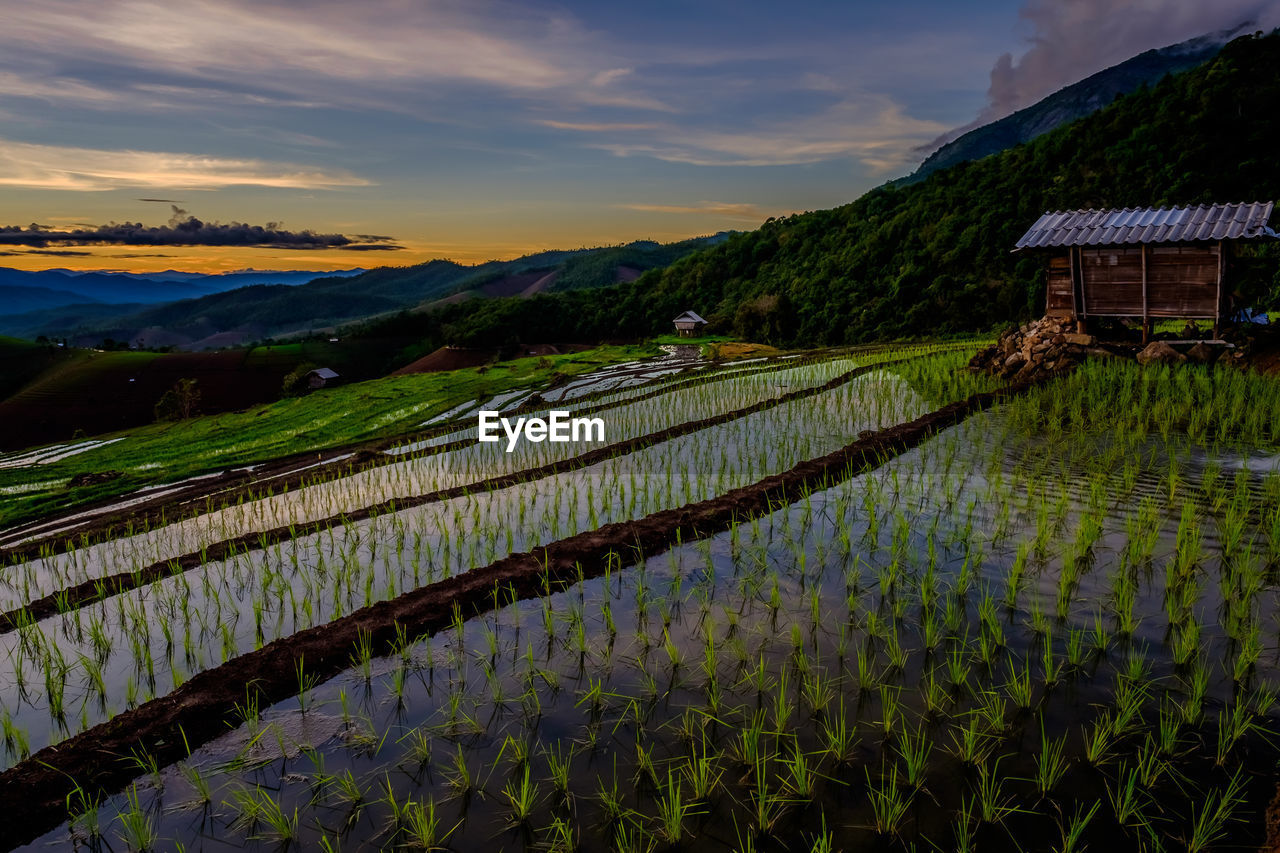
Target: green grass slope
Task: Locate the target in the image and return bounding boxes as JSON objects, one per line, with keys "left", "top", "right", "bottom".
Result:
{"left": 0, "top": 336, "right": 79, "bottom": 401}
{"left": 0, "top": 342, "right": 395, "bottom": 451}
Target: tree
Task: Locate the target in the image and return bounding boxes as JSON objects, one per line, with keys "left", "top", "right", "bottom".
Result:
{"left": 281, "top": 362, "right": 319, "bottom": 397}
{"left": 154, "top": 378, "right": 201, "bottom": 421}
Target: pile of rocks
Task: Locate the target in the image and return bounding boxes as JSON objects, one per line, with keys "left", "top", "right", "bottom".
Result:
{"left": 1135, "top": 339, "right": 1224, "bottom": 366}
{"left": 968, "top": 316, "right": 1098, "bottom": 380}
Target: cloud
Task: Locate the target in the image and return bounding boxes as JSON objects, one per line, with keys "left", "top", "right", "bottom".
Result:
{"left": 0, "top": 138, "right": 369, "bottom": 191}
{"left": 137, "top": 198, "right": 183, "bottom": 203}
{"left": 925, "top": 0, "right": 1280, "bottom": 152}
{"left": 0, "top": 71, "right": 121, "bottom": 105}
{"left": 536, "top": 119, "right": 660, "bottom": 132}
{"left": 0, "top": 0, "right": 965, "bottom": 180}
{"left": 0, "top": 0, "right": 662, "bottom": 114}
{"left": 0, "top": 248, "right": 94, "bottom": 256}
{"left": 590, "top": 97, "right": 946, "bottom": 170}
{"left": 0, "top": 206, "right": 400, "bottom": 250}
{"left": 591, "top": 68, "right": 633, "bottom": 87}
{"left": 621, "top": 201, "right": 766, "bottom": 220}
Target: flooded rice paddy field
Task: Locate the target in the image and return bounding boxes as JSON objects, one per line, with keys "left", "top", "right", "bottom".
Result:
{"left": 0, "top": 349, "right": 990, "bottom": 771}
{"left": 0, "top": 345, "right": 970, "bottom": 600}
{"left": 13, "top": 354, "right": 1280, "bottom": 852}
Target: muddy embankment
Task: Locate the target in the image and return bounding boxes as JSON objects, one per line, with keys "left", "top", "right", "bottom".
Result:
{"left": 0, "top": 355, "right": 918, "bottom": 631}
{"left": 0, "top": 371, "right": 1052, "bottom": 850}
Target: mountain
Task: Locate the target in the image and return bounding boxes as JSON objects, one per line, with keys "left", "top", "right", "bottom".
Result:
{"left": 0, "top": 268, "right": 214, "bottom": 307}
{"left": 0, "top": 302, "right": 149, "bottom": 342}
{"left": 5, "top": 236, "right": 727, "bottom": 348}
{"left": 0, "top": 267, "right": 365, "bottom": 318}
{"left": 355, "top": 30, "right": 1280, "bottom": 350}
{"left": 903, "top": 29, "right": 1236, "bottom": 184}
{"left": 0, "top": 283, "right": 104, "bottom": 315}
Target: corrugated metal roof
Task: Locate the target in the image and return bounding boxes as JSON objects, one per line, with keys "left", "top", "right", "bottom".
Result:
{"left": 308, "top": 367, "right": 339, "bottom": 379}
{"left": 673, "top": 310, "right": 707, "bottom": 324}
{"left": 1014, "top": 202, "right": 1276, "bottom": 249}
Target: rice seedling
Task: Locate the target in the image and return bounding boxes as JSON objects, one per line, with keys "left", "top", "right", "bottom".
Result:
{"left": 396, "top": 795, "right": 458, "bottom": 851}
{"left": 444, "top": 744, "right": 477, "bottom": 800}
{"left": 683, "top": 735, "right": 724, "bottom": 801}
{"left": 653, "top": 769, "right": 702, "bottom": 845}
{"left": 1004, "top": 657, "right": 1036, "bottom": 711}
{"left": 1055, "top": 801, "right": 1100, "bottom": 853}
{"left": 595, "top": 772, "right": 627, "bottom": 828}
{"left": 501, "top": 765, "right": 541, "bottom": 827}
{"left": 896, "top": 724, "right": 933, "bottom": 792}
{"left": 115, "top": 785, "right": 156, "bottom": 852}
{"left": 1034, "top": 725, "right": 1070, "bottom": 799}
{"left": 819, "top": 701, "right": 858, "bottom": 765}
{"left": 949, "top": 714, "right": 992, "bottom": 768}
{"left": 865, "top": 764, "right": 912, "bottom": 839}
{"left": 1184, "top": 771, "right": 1247, "bottom": 853}
{"left": 1081, "top": 713, "right": 1117, "bottom": 767}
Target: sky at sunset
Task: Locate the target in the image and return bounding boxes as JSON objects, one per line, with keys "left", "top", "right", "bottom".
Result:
{"left": 1, "top": 0, "right": 1277, "bottom": 273}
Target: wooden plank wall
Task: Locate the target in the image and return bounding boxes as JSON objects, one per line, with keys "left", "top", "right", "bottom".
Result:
{"left": 1069, "top": 244, "right": 1220, "bottom": 318}
{"left": 1081, "top": 247, "right": 1143, "bottom": 315}
{"left": 1045, "top": 255, "right": 1073, "bottom": 316}
{"left": 1145, "top": 245, "right": 1218, "bottom": 317}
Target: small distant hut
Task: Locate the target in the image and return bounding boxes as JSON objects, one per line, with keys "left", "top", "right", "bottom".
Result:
{"left": 1014, "top": 202, "right": 1277, "bottom": 339}
{"left": 307, "top": 367, "right": 340, "bottom": 389}
{"left": 672, "top": 310, "right": 707, "bottom": 337}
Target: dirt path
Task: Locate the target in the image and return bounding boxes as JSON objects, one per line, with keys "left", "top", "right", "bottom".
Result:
{"left": 0, "top": 371, "right": 1047, "bottom": 850}
{"left": 0, "top": 354, "right": 917, "bottom": 631}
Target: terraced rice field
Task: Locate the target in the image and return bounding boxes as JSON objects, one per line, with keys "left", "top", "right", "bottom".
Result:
{"left": 5, "top": 344, "right": 1280, "bottom": 852}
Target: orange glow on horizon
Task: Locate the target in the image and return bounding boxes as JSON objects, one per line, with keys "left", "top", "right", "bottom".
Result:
{"left": 0, "top": 246, "right": 527, "bottom": 275}
{"left": 0, "top": 225, "right": 732, "bottom": 274}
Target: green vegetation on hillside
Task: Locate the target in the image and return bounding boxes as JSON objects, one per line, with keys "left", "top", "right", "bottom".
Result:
{"left": 0, "top": 336, "right": 75, "bottom": 401}
{"left": 904, "top": 34, "right": 1222, "bottom": 182}
{"left": 0, "top": 339, "right": 411, "bottom": 452}
{"left": 363, "top": 31, "right": 1280, "bottom": 350}
{"left": 14, "top": 237, "right": 727, "bottom": 349}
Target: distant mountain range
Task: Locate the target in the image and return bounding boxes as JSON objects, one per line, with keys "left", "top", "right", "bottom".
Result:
{"left": 0, "top": 236, "right": 729, "bottom": 348}
{"left": 901, "top": 28, "right": 1240, "bottom": 184}
{"left": 0, "top": 266, "right": 366, "bottom": 317}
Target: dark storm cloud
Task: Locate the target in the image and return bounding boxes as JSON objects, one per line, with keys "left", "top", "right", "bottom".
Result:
{"left": 982, "top": 0, "right": 1278, "bottom": 120}
{"left": 0, "top": 248, "right": 93, "bottom": 256}
{"left": 0, "top": 207, "right": 401, "bottom": 250}
{"left": 920, "top": 0, "right": 1280, "bottom": 155}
